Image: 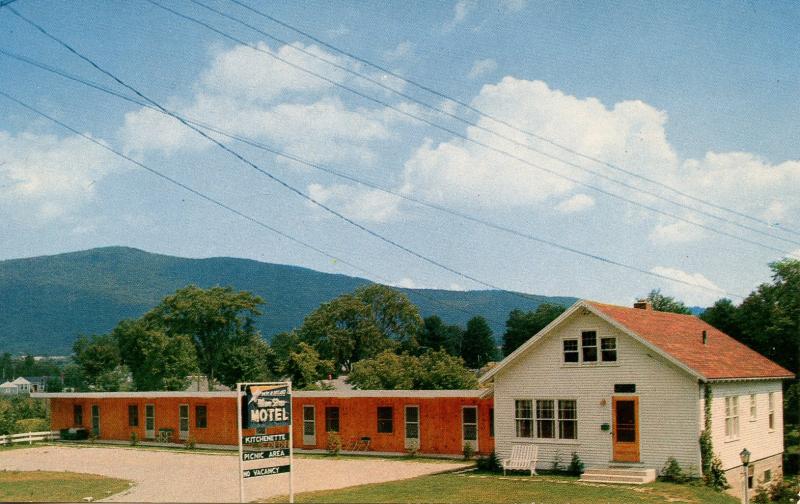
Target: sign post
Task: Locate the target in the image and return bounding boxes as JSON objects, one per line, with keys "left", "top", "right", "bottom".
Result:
{"left": 237, "top": 381, "right": 293, "bottom": 503}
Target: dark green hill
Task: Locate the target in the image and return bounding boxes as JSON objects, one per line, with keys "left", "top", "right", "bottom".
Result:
{"left": 0, "top": 247, "right": 576, "bottom": 355}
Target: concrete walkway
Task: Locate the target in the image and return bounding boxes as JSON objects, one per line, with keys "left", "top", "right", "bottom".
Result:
{"left": 0, "top": 445, "right": 469, "bottom": 502}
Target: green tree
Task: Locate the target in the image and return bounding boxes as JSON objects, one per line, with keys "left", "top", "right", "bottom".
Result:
{"left": 419, "top": 316, "right": 449, "bottom": 352}
{"left": 114, "top": 320, "right": 199, "bottom": 391}
{"left": 643, "top": 289, "right": 692, "bottom": 314}
{"left": 348, "top": 350, "right": 477, "bottom": 390}
{"left": 283, "top": 342, "right": 335, "bottom": 389}
{"left": 356, "top": 284, "right": 423, "bottom": 350}
{"left": 72, "top": 334, "right": 127, "bottom": 391}
{"left": 444, "top": 324, "right": 465, "bottom": 356}
{"left": 142, "top": 285, "right": 265, "bottom": 384}
{"left": 502, "top": 304, "right": 566, "bottom": 356}
{"left": 416, "top": 350, "right": 478, "bottom": 389}
{"left": 699, "top": 298, "right": 742, "bottom": 340}
{"left": 461, "top": 316, "right": 497, "bottom": 368}
{"left": 216, "top": 335, "right": 274, "bottom": 387}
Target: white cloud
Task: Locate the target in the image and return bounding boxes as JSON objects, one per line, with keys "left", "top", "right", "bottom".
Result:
{"left": 650, "top": 266, "right": 725, "bottom": 306}
{"left": 393, "top": 277, "right": 417, "bottom": 288}
{"left": 0, "top": 131, "right": 121, "bottom": 221}
{"left": 444, "top": 0, "right": 475, "bottom": 31}
{"left": 499, "top": 0, "right": 527, "bottom": 12}
{"left": 467, "top": 58, "right": 497, "bottom": 79}
{"left": 326, "top": 25, "right": 350, "bottom": 38}
{"left": 648, "top": 219, "right": 705, "bottom": 245}
{"left": 384, "top": 41, "right": 414, "bottom": 62}
{"left": 789, "top": 249, "right": 800, "bottom": 260}
{"left": 307, "top": 183, "right": 403, "bottom": 223}
{"left": 556, "top": 193, "right": 595, "bottom": 213}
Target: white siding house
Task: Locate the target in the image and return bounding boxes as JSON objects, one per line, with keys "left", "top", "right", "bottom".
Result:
{"left": 480, "top": 300, "right": 793, "bottom": 500}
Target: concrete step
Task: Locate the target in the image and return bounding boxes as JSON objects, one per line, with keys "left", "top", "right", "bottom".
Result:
{"left": 583, "top": 467, "right": 655, "bottom": 478}
{"left": 580, "top": 466, "right": 656, "bottom": 484}
{"left": 580, "top": 474, "right": 650, "bottom": 484}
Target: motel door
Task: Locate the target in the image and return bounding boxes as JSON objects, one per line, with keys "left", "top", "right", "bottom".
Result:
{"left": 612, "top": 397, "right": 640, "bottom": 462}
{"left": 303, "top": 405, "right": 316, "bottom": 446}
{"left": 145, "top": 404, "right": 155, "bottom": 439}
{"left": 462, "top": 406, "right": 478, "bottom": 451}
{"left": 405, "top": 405, "right": 420, "bottom": 450}
{"left": 91, "top": 404, "right": 100, "bottom": 436}
{"left": 179, "top": 404, "right": 189, "bottom": 440}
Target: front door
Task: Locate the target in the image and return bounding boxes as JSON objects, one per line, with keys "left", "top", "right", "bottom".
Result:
{"left": 179, "top": 404, "right": 189, "bottom": 440}
{"left": 612, "top": 397, "right": 639, "bottom": 462}
{"left": 462, "top": 406, "right": 478, "bottom": 451}
{"left": 145, "top": 404, "right": 155, "bottom": 439}
{"left": 303, "top": 405, "right": 316, "bottom": 446}
{"left": 405, "top": 405, "right": 420, "bottom": 450}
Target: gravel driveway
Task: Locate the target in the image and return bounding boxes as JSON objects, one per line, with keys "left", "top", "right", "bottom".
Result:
{"left": 1, "top": 445, "right": 469, "bottom": 502}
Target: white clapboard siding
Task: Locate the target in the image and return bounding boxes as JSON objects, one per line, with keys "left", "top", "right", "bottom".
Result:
{"left": 493, "top": 310, "right": 701, "bottom": 471}
{"left": 704, "top": 380, "right": 783, "bottom": 471}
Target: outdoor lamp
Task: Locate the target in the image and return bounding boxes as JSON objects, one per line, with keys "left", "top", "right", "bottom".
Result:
{"left": 740, "top": 448, "right": 751, "bottom": 504}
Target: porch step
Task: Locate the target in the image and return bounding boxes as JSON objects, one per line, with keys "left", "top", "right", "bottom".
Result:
{"left": 580, "top": 466, "right": 656, "bottom": 485}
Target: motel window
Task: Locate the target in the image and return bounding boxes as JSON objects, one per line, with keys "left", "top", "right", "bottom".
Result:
{"left": 750, "top": 394, "right": 757, "bottom": 421}
{"left": 558, "top": 400, "right": 577, "bottom": 440}
{"left": 377, "top": 407, "right": 393, "bottom": 433}
{"left": 535, "top": 400, "right": 555, "bottom": 439}
{"left": 725, "top": 396, "right": 739, "bottom": 440}
{"left": 195, "top": 405, "right": 207, "bottom": 428}
{"left": 73, "top": 404, "right": 83, "bottom": 426}
{"left": 768, "top": 392, "right": 775, "bottom": 430}
{"left": 514, "top": 400, "right": 533, "bottom": 438}
{"left": 325, "top": 407, "right": 340, "bottom": 433}
{"left": 563, "top": 339, "right": 579, "bottom": 363}
{"left": 128, "top": 404, "right": 139, "bottom": 427}
{"left": 489, "top": 408, "right": 494, "bottom": 437}
{"left": 601, "top": 338, "right": 617, "bottom": 362}
{"left": 581, "top": 331, "right": 597, "bottom": 362}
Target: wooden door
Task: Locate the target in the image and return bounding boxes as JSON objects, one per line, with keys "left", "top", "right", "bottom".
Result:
{"left": 612, "top": 397, "right": 639, "bottom": 462}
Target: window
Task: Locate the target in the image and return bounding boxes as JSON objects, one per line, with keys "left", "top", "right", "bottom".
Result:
{"left": 535, "top": 400, "right": 555, "bottom": 439}
{"left": 581, "top": 331, "right": 597, "bottom": 362}
{"left": 128, "top": 404, "right": 139, "bottom": 427}
{"left": 768, "top": 392, "right": 775, "bottom": 430}
{"left": 73, "top": 404, "right": 83, "bottom": 426}
{"left": 489, "top": 408, "right": 494, "bottom": 437}
{"left": 462, "top": 407, "right": 478, "bottom": 442}
{"left": 325, "top": 407, "right": 340, "bottom": 433}
{"left": 750, "top": 394, "right": 757, "bottom": 421}
{"left": 377, "top": 407, "right": 393, "bottom": 433}
{"left": 515, "top": 400, "right": 533, "bottom": 438}
{"left": 558, "top": 400, "right": 577, "bottom": 440}
{"left": 764, "top": 469, "right": 772, "bottom": 483}
{"left": 747, "top": 465, "right": 754, "bottom": 489}
{"left": 601, "top": 338, "right": 617, "bottom": 362}
{"left": 195, "top": 405, "right": 207, "bottom": 428}
{"left": 563, "top": 339, "right": 579, "bottom": 363}
{"left": 725, "top": 396, "right": 739, "bottom": 440}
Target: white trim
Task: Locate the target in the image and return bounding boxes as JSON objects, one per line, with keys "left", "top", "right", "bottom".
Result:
{"left": 32, "top": 389, "right": 486, "bottom": 400}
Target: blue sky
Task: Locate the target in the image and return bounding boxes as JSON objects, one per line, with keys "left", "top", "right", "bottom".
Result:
{"left": 1, "top": 0, "right": 798, "bottom": 307}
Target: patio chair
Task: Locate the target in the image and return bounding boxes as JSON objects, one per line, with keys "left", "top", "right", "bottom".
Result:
{"left": 502, "top": 443, "right": 538, "bottom": 476}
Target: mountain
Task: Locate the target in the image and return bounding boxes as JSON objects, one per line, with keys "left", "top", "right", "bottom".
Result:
{"left": 0, "top": 247, "right": 576, "bottom": 355}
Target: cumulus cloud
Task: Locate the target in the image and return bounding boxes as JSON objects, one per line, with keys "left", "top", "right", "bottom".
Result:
{"left": 307, "top": 183, "right": 403, "bottom": 223}
{"left": 0, "top": 131, "right": 121, "bottom": 221}
{"left": 648, "top": 220, "right": 705, "bottom": 245}
{"left": 650, "top": 266, "right": 726, "bottom": 306}
{"left": 556, "top": 193, "right": 595, "bottom": 213}
{"left": 393, "top": 277, "right": 417, "bottom": 288}
{"left": 468, "top": 58, "right": 497, "bottom": 79}
{"left": 444, "top": 0, "right": 475, "bottom": 31}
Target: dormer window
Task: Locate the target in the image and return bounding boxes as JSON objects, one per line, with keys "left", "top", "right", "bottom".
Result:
{"left": 582, "top": 331, "right": 598, "bottom": 362}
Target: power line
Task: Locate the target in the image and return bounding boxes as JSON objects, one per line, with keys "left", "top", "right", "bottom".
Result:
{"left": 191, "top": 0, "right": 800, "bottom": 250}
{"left": 226, "top": 0, "right": 800, "bottom": 239}
{"left": 143, "top": 0, "right": 797, "bottom": 258}
{"left": 0, "top": 87, "right": 509, "bottom": 328}
{"left": 0, "top": 48, "right": 752, "bottom": 300}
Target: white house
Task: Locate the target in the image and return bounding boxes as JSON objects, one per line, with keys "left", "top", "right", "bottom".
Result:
{"left": 0, "top": 381, "right": 18, "bottom": 395}
{"left": 479, "top": 299, "right": 793, "bottom": 500}
{"left": 11, "top": 377, "right": 32, "bottom": 394}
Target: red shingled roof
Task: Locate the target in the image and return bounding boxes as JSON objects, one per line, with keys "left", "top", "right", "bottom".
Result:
{"left": 586, "top": 301, "right": 794, "bottom": 380}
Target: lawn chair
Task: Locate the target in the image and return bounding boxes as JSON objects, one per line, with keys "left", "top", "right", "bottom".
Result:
{"left": 502, "top": 443, "right": 538, "bottom": 476}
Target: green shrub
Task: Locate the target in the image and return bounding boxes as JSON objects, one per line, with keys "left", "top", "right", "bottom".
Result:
{"left": 326, "top": 433, "right": 342, "bottom": 455}
{"left": 768, "top": 477, "right": 800, "bottom": 503}
{"left": 476, "top": 451, "right": 502, "bottom": 472}
{"left": 129, "top": 431, "right": 138, "bottom": 446}
{"left": 13, "top": 418, "right": 49, "bottom": 434}
{"left": 568, "top": 452, "right": 584, "bottom": 475}
{"left": 704, "top": 454, "right": 729, "bottom": 491}
{"left": 405, "top": 440, "right": 419, "bottom": 458}
{"left": 660, "top": 457, "right": 688, "bottom": 483}
{"left": 184, "top": 435, "right": 196, "bottom": 450}
{"left": 463, "top": 441, "right": 475, "bottom": 460}
{"left": 752, "top": 484, "right": 771, "bottom": 504}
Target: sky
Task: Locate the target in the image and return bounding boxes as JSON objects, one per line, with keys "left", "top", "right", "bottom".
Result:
{"left": 0, "top": 0, "right": 798, "bottom": 308}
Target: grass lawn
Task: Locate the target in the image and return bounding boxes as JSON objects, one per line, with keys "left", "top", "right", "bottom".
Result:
{"left": 0, "top": 471, "right": 131, "bottom": 502}
{"left": 268, "top": 472, "right": 739, "bottom": 504}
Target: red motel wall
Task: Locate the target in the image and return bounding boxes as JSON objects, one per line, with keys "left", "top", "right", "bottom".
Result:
{"left": 47, "top": 393, "right": 494, "bottom": 456}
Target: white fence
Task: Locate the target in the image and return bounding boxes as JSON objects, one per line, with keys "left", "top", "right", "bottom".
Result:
{"left": 0, "top": 430, "right": 59, "bottom": 445}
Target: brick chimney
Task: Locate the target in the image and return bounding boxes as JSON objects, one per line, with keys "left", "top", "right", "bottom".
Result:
{"left": 633, "top": 300, "right": 652, "bottom": 310}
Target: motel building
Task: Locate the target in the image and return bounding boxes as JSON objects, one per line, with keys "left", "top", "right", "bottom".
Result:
{"left": 34, "top": 300, "right": 793, "bottom": 500}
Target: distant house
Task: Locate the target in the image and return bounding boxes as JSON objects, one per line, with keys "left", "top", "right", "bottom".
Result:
{"left": 23, "top": 376, "right": 48, "bottom": 393}
{"left": 479, "top": 299, "right": 793, "bottom": 500}
{"left": 11, "top": 377, "right": 32, "bottom": 394}
{"left": 0, "top": 381, "right": 17, "bottom": 395}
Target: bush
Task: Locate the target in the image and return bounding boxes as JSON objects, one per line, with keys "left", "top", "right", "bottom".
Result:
{"left": 753, "top": 484, "right": 771, "bottom": 504}
{"left": 660, "top": 457, "right": 688, "bottom": 483}
{"left": 768, "top": 477, "right": 800, "bottom": 503}
{"left": 405, "top": 440, "right": 419, "bottom": 458}
{"left": 326, "top": 433, "right": 342, "bottom": 455}
{"left": 13, "top": 418, "right": 49, "bottom": 434}
{"left": 568, "top": 452, "right": 584, "bottom": 475}
{"left": 463, "top": 441, "right": 475, "bottom": 460}
{"left": 184, "top": 435, "right": 196, "bottom": 450}
{"left": 476, "top": 451, "right": 502, "bottom": 472}
{"left": 129, "top": 431, "right": 138, "bottom": 446}
{"left": 704, "top": 454, "right": 729, "bottom": 491}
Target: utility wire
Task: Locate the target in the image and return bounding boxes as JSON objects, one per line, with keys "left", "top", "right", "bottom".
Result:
{"left": 144, "top": 0, "right": 797, "bottom": 258}
{"left": 0, "top": 48, "right": 753, "bottom": 300}
{"left": 226, "top": 0, "right": 800, "bottom": 239}
{"left": 192, "top": 0, "right": 800, "bottom": 250}
{"left": 0, "top": 87, "right": 509, "bottom": 328}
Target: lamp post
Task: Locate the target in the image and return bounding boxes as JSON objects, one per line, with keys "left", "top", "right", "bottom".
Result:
{"left": 740, "top": 448, "right": 751, "bottom": 504}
